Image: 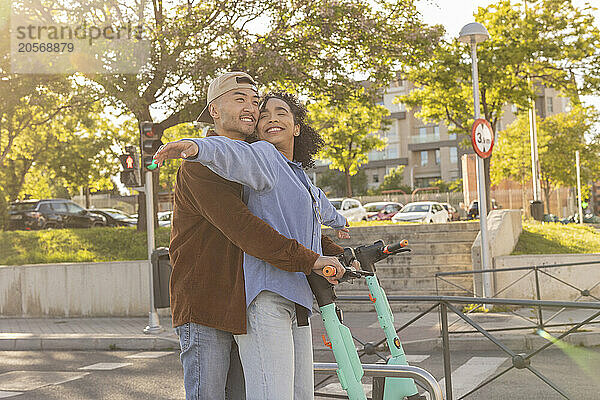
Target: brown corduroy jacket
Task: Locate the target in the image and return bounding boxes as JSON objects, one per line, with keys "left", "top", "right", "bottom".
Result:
{"left": 169, "top": 157, "right": 344, "bottom": 334}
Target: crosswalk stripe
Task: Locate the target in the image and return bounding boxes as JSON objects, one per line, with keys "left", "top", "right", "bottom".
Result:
{"left": 0, "top": 391, "right": 23, "bottom": 399}
{"left": 79, "top": 363, "right": 132, "bottom": 371}
{"left": 406, "top": 354, "right": 430, "bottom": 363}
{"left": 126, "top": 351, "right": 173, "bottom": 359}
{"left": 317, "top": 381, "right": 373, "bottom": 397}
{"left": 317, "top": 356, "right": 506, "bottom": 399}
{"left": 438, "top": 356, "right": 507, "bottom": 399}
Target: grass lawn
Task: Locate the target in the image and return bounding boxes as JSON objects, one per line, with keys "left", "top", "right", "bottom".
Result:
{"left": 0, "top": 227, "right": 171, "bottom": 266}
{"left": 2, "top": 220, "right": 598, "bottom": 265}
{"left": 512, "top": 220, "right": 600, "bottom": 255}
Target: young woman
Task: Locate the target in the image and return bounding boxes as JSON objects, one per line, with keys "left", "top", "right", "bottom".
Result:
{"left": 156, "top": 92, "right": 350, "bottom": 400}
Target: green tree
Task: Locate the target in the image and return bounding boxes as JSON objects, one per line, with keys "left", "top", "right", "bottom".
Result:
{"left": 491, "top": 106, "right": 600, "bottom": 212}
{"left": 158, "top": 123, "right": 205, "bottom": 192}
{"left": 308, "top": 97, "right": 390, "bottom": 197}
{"left": 47, "top": 0, "right": 438, "bottom": 229}
{"left": 430, "top": 178, "right": 463, "bottom": 193}
{"left": 399, "top": 0, "right": 600, "bottom": 213}
{"left": 377, "top": 166, "right": 411, "bottom": 193}
{"left": 317, "top": 169, "right": 368, "bottom": 198}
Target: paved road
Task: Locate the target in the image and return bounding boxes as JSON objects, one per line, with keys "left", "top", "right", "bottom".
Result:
{"left": 1, "top": 346, "right": 599, "bottom": 399}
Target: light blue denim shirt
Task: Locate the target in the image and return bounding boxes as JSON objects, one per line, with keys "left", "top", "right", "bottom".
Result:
{"left": 185, "top": 136, "right": 347, "bottom": 312}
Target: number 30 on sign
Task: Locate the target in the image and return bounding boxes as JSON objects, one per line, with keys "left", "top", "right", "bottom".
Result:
{"left": 471, "top": 119, "right": 494, "bottom": 158}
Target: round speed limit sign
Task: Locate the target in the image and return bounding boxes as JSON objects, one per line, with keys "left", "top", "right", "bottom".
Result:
{"left": 471, "top": 119, "right": 494, "bottom": 158}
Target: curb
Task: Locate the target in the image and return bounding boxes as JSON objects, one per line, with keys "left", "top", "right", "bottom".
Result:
{"left": 2, "top": 331, "right": 598, "bottom": 352}
{"left": 0, "top": 333, "right": 180, "bottom": 351}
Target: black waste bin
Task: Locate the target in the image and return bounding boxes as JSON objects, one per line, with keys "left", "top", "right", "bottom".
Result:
{"left": 530, "top": 200, "right": 544, "bottom": 221}
{"left": 151, "top": 247, "right": 172, "bottom": 309}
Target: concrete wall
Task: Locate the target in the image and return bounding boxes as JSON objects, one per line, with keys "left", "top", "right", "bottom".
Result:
{"left": 471, "top": 209, "right": 523, "bottom": 295}
{"left": 0, "top": 261, "right": 151, "bottom": 317}
{"left": 494, "top": 254, "right": 600, "bottom": 301}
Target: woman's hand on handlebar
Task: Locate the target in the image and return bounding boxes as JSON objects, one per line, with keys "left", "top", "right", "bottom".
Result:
{"left": 336, "top": 227, "right": 350, "bottom": 239}
{"left": 312, "top": 256, "right": 345, "bottom": 284}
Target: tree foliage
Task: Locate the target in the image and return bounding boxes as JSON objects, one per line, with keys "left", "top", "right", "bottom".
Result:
{"left": 377, "top": 166, "right": 410, "bottom": 193}
{"left": 15, "top": 0, "right": 439, "bottom": 227}
{"left": 316, "top": 169, "right": 368, "bottom": 198}
{"left": 398, "top": 0, "right": 600, "bottom": 211}
{"left": 308, "top": 97, "right": 390, "bottom": 197}
{"left": 491, "top": 106, "right": 600, "bottom": 211}
{"left": 430, "top": 178, "right": 463, "bottom": 193}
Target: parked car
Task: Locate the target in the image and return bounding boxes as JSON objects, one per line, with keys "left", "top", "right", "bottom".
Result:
{"left": 466, "top": 199, "right": 502, "bottom": 220}
{"left": 440, "top": 202, "right": 459, "bottom": 221}
{"left": 329, "top": 198, "right": 368, "bottom": 222}
{"left": 8, "top": 199, "right": 106, "bottom": 230}
{"left": 364, "top": 202, "right": 404, "bottom": 221}
{"left": 158, "top": 211, "right": 173, "bottom": 227}
{"left": 88, "top": 208, "right": 137, "bottom": 227}
{"left": 391, "top": 201, "right": 449, "bottom": 223}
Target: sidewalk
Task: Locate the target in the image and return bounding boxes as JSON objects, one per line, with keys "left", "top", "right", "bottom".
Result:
{"left": 1, "top": 308, "right": 599, "bottom": 352}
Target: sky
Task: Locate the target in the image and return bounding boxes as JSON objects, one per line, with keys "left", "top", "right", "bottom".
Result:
{"left": 416, "top": 0, "right": 600, "bottom": 112}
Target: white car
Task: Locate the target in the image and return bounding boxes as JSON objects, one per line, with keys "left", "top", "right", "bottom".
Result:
{"left": 391, "top": 201, "right": 449, "bottom": 223}
{"left": 329, "top": 198, "right": 368, "bottom": 222}
{"left": 158, "top": 211, "right": 172, "bottom": 227}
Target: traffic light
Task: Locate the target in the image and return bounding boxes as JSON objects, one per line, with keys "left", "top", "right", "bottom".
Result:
{"left": 120, "top": 146, "right": 140, "bottom": 187}
{"left": 139, "top": 121, "right": 162, "bottom": 171}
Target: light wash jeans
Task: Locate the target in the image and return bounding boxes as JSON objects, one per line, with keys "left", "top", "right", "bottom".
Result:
{"left": 235, "top": 290, "right": 314, "bottom": 400}
{"left": 176, "top": 322, "right": 246, "bottom": 400}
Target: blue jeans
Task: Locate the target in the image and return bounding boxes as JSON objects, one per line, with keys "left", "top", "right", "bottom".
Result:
{"left": 176, "top": 322, "right": 246, "bottom": 400}
{"left": 235, "top": 290, "right": 314, "bottom": 400}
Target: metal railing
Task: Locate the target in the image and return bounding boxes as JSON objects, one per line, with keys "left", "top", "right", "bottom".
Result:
{"left": 315, "top": 294, "right": 600, "bottom": 400}
{"left": 435, "top": 260, "right": 600, "bottom": 332}
{"left": 314, "top": 363, "right": 443, "bottom": 400}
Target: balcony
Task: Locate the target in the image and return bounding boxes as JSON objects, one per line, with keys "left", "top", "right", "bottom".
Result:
{"left": 409, "top": 134, "right": 440, "bottom": 144}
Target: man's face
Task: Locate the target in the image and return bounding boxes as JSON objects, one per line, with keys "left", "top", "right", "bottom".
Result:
{"left": 211, "top": 88, "right": 259, "bottom": 137}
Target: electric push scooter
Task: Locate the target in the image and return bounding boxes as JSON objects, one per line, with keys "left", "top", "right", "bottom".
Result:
{"left": 309, "top": 239, "right": 426, "bottom": 400}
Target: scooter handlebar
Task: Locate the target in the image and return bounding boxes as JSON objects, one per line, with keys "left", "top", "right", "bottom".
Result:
{"left": 323, "top": 265, "right": 337, "bottom": 277}
{"left": 382, "top": 240, "right": 410, "bottom": 255}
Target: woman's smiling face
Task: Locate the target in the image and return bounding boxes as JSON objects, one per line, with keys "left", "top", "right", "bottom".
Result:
{"left": 257, "top": 98, "right": 299, "bottom": 149}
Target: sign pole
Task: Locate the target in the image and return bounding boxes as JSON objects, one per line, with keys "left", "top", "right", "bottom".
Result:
{"left": 576, "top": 151, "right": 584, "bottom": 225}
{"left": 143, "top": 165, "right": 162, "bottom": 333}
{"left": 469, "top": 38, "right": 493, "bottom": 300}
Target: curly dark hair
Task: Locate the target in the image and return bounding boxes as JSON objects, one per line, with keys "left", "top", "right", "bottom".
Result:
{"left": 259, "top": 92, "right": 324, "bottom": 169}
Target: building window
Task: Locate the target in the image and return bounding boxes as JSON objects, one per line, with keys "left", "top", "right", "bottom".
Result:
{"left": 448, "top": 131, "right": 456, "bottom": 140}
{"left": 373, "top": 174, "right": 379, "bottom": 183}
{"left": 547, "top": 97, "right": 553, "bottom": 113}
{"left": 419, "top": 127, "right": 427, "bottom": 139}
{"left": 433, "top": 126, "right": 440, "bottom": 139}
{"left": 435, "top": 149, "right": 440, "bottom": 165}
{"left": 450, "top": 147, "right": 458, "bottom": 164}
{"left": 420, "top": 151, "right": 428, "bottom": 166}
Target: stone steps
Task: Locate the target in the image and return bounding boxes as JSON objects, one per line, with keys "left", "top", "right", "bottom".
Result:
{"left": 367, "top": 264, "right": 473, "bottom": 278}
{"left": 319, "top": 223, "right": 480, "bottom": 311}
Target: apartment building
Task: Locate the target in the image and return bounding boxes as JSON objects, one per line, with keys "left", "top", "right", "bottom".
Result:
{"left": 310, "top": 78, "right": 570, "bottom": 191}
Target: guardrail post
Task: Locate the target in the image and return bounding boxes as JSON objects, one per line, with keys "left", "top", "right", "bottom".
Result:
{"left": 440, "top": 302, "right": 453, "bottom": 400}
{"left": 534, "top": 266, "right": 544, "bottom": 330}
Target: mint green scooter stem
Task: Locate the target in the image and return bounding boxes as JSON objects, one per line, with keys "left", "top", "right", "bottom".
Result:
{"left": 320, "top": 303, "right": 367, "bottom": 400}
{"left": 365, "top": 275, "right": 419, "bottom": 399}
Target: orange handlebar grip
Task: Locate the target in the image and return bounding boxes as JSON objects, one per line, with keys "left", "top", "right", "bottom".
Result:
{"left": 400, "top": 239, "right": 409, "bottom": 247}
{"left": 323, "top": 266, "right": 337, "bottom": 277}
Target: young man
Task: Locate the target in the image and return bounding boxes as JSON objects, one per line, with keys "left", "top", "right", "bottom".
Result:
{"left": 169, "top": 72, "right": 345, "bottom": 400}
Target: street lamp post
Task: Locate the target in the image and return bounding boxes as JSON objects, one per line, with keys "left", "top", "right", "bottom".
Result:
{"left": 459, "top": 23, "right": 493, "bottom": 300}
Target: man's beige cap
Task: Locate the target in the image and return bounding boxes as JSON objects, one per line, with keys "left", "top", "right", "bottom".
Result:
{"left": 196, "top": 72, "right": 259, "bottom": 124}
